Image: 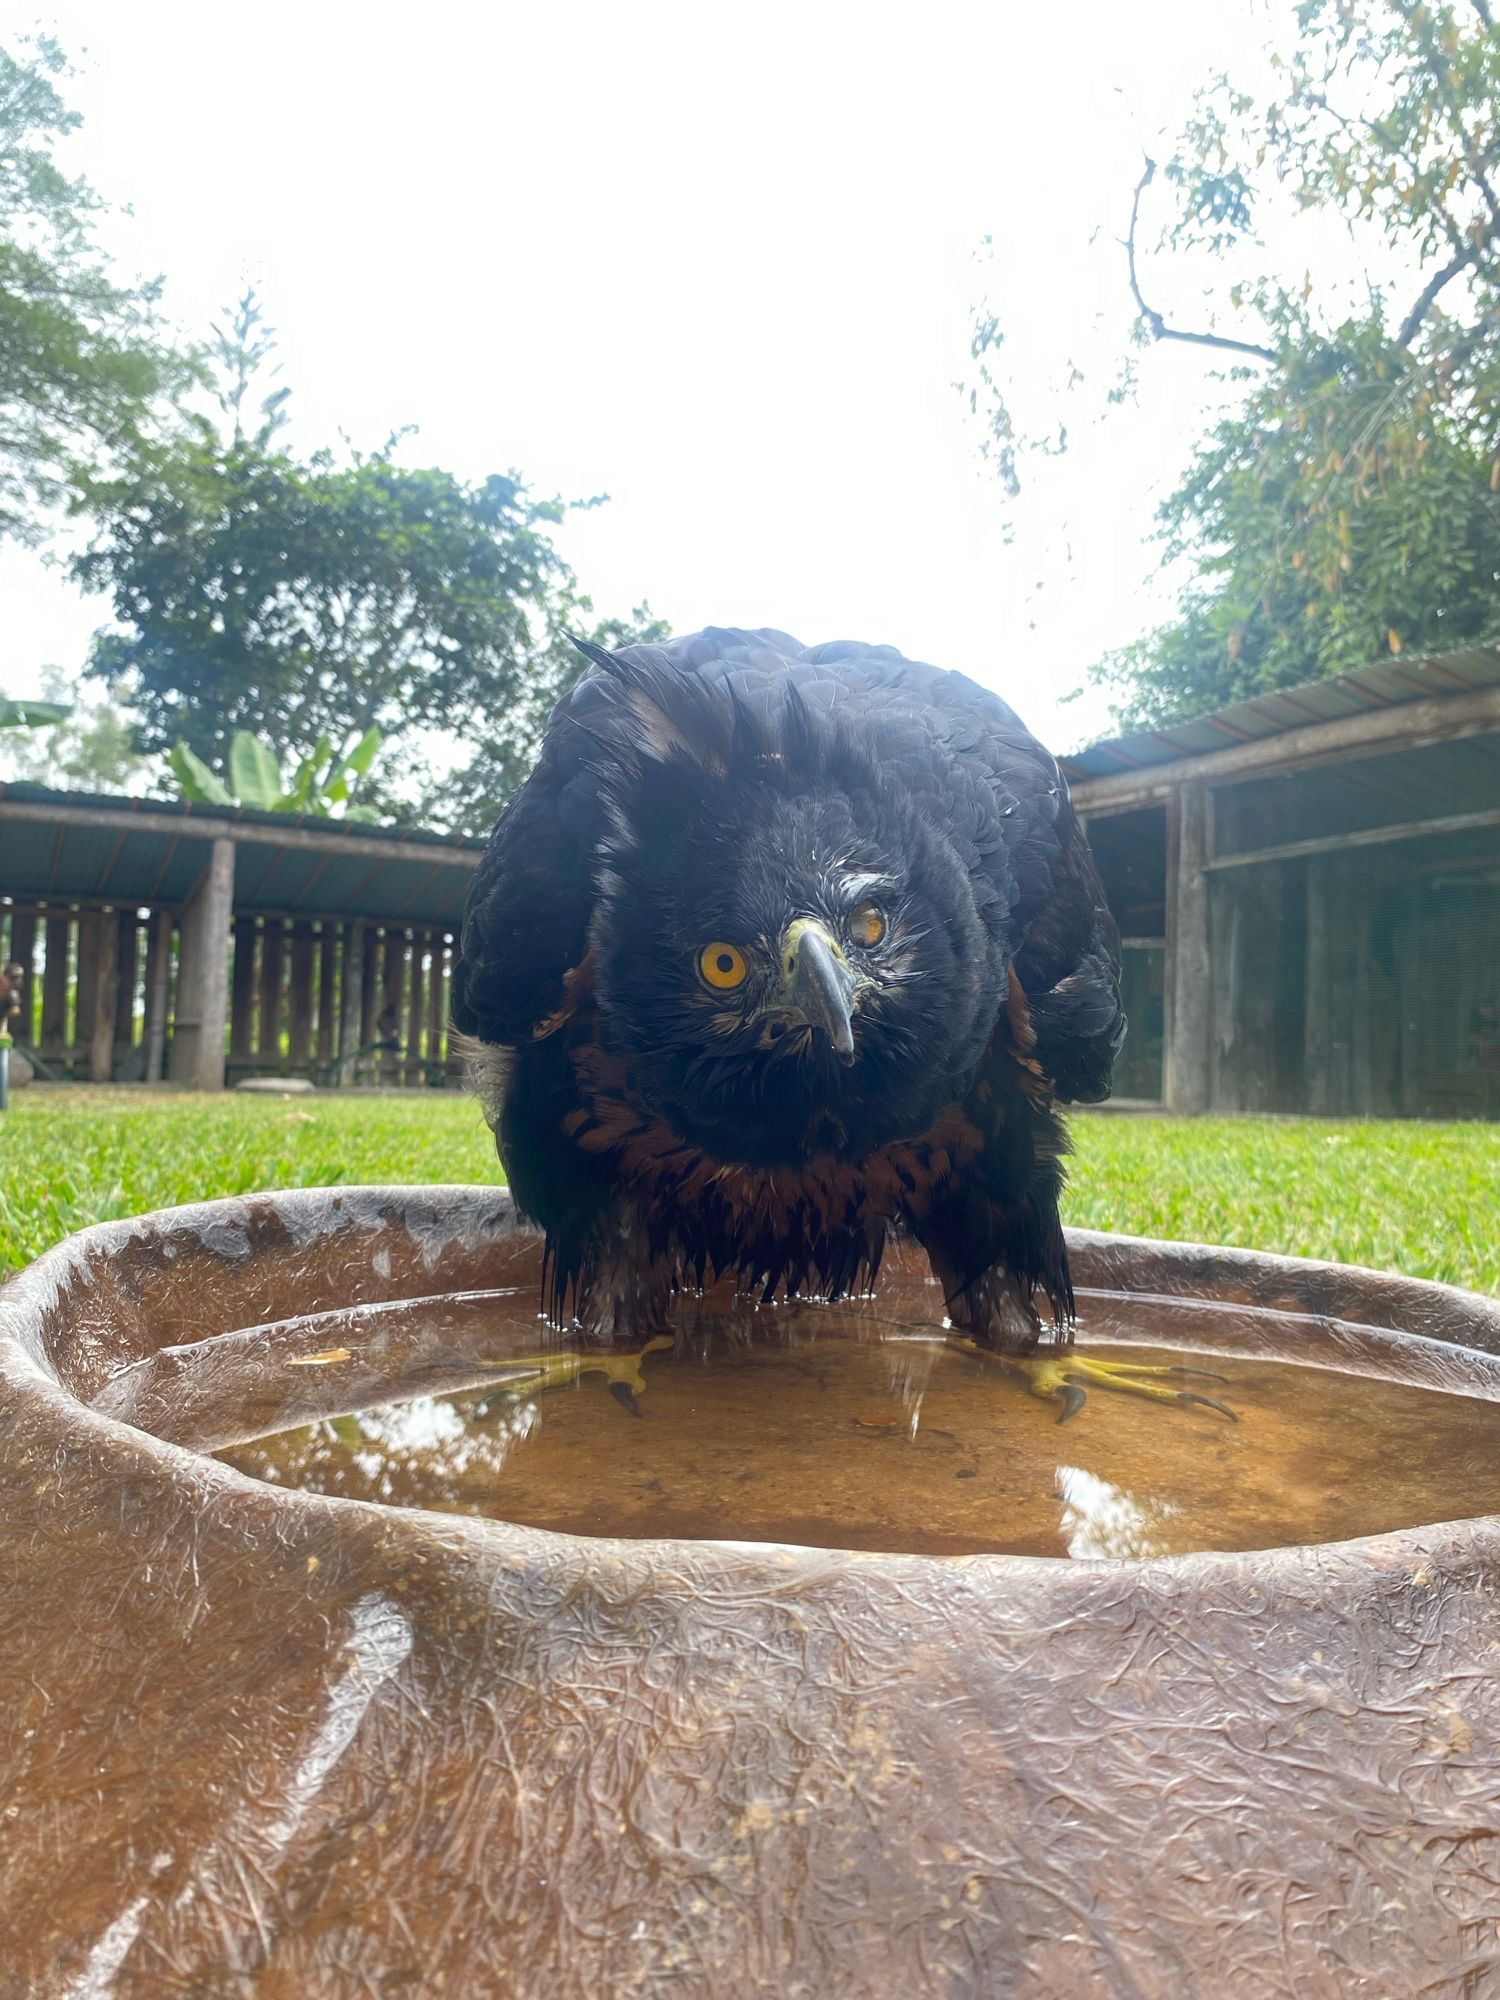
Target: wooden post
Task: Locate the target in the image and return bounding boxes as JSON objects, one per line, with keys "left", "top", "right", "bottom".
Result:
{"left": 1208, "top": 873, "right": 1238, "bottom": 1111}
{"left": 74, "top": 910, "right": 100, "bottom": 1070}
{"left": 426, "top": 931, "right": 446, "bottom": 1074}
{"left": 113, "top": 908, "right": 139, "bottom": 1060}
{"left": 405, "top": 935, "right": 426, "bottom": 1085}
{"left": 381, "top": 929, "right": 406, "bottom": 1085}
{"left": 382, "top": 927, "right": 405, "bottom": 1012}
{"left": 89, "top": 910, "right": 120, "bottom": 1083}
{"left": 360, "top": 926, "right": 379, "bottom": 1047}
{"left": 1396, "top": 878, "right": 1424, "bottom": 1116}
{"left": 288, "top": 920, "right": 315, "bottom": 1070}
{"left": 6, "top": 910, "right": 36, "bottom": 1042}
{"left": 317, "top": 923, "right": 337, "bottom": 1067}
{"left": 230, "top": 917, "right": 258, "bottom": 1059}
{"left": 1229, "top": 863, "right": 1281, "bottom": 1113}
{"left": 340, "top": 920, "right": 365, "bottom": 1072}
{"left": 41, "top": 912, "right": 70, "bottom": 1054}
{"left": 1347, "top": 861, "right": 1400, "bottom": 1117}
{"left": 1304, "top": 856, "right": 1332, "bottom": 1116}
{"left": 168, "top": 839, "right": 234, "bottom": 1089}
{"left": 142, "top": 909, "right": 172, "bottom": 1083}
{"left": 258, "top": 917, "right": 285, "bottom": 1065}
{"left": 1363, "top": 867, "right": 1401, "bottom": 1117}
{"left": 1164, "top": 783, "right": 1212, "bottom": 1114}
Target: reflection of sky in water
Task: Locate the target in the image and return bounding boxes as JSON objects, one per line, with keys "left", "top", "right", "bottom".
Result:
{"left": 1055, "top": 1465, "right": 1180, "bottom": 1560}
{"left": 263, "top": 1395, "right": 540, "bottom": 1502}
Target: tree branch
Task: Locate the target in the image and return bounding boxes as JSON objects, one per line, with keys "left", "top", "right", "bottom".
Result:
{"left": 1476, "top": 0, "right": 1494, "bottom": 26}
{"left": 1124, "top": 158, "right": 1278, "bottom": 363}
{"left": 1394, "top": 0, "right": 1500, "bottom": 232}
{"left": 1397, "top": 248, "right": 1476, "bottom": 346}
{"left": 1302, "top": 88, "right": 1477, "bottom": 262}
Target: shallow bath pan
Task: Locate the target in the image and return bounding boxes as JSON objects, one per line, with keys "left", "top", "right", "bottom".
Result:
{"left": 4, "top": 1185, "right": 1500, "bottom": 1998}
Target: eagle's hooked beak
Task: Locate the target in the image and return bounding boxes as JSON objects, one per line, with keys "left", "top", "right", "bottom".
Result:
{"left": 778, "top": 918, "right": 857, "bottom": 1062}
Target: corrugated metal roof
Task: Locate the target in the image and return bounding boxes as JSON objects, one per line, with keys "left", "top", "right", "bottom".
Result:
{"left": 0, "top": 786, "right": 486, "bottom": 928}
{"left": 1060, "top": 645, "right": 1500, "bottom": 782}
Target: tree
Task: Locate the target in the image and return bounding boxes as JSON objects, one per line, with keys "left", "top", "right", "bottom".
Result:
{"left": 447, "top": 600, "right": 673, "bottom": 835}
{"left": 77, "top": 437, "right": 574, "bottom": 770}
{"left": 0, "top": 670, "right": 146, "bottom": 792}
{"left": 973, "top": 0, "right": 1500, "bottom": 728}
{"left": 0, "top": 36, "right": 180, "bottom": 541}
{"left": 75, "top": 297, "right": 666, "bottom": 825}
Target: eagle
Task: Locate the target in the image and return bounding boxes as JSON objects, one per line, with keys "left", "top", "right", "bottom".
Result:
{"left": 453, "top": 627, "right": 1222, "bottom": 1420}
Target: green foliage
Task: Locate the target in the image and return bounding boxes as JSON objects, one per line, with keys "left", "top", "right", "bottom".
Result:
{"left": 76, "top": 428, "right": 572, "bottom": 774}
{"left": 0, "top": 36, "right": 182, "bottom": 541}
{"left": 73, "top": 301, "right": 667, "bottom": 827}
{"left": 168, "top": 726, "right": 383, "bottom": 819}
{"left": 209, "top": 289, "right": 289, "bottom": 447}
{"left": 166, "top": 742, "right": 230, "bottom": 807}
{"left": 0, "top": 697, "right": 70, "bottom": 728}
{"left": 229, "top": 731, "right": 282, "bottom": 809}
{"left": 1101, "top": 313, "right": 1500, "bottom": 721}
{"left": 975, "top": 1, "right": 1500, "bottom": 727}
{"left": 0, "top": 671, "right": 145, "bottom": 791}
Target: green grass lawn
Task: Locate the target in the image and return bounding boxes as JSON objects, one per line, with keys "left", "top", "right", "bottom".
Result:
{"left": 1, "top": 1087, "right": 1496, "bottom": 1292}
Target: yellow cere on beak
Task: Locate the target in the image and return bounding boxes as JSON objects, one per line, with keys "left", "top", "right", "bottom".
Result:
{"left": 777, "top": 918, "right": 857, "bottom": 1060}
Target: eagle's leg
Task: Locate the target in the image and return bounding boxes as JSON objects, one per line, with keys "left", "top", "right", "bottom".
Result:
{"left": 476, "top": 1207, "right": 678, "bottom": 1417}
{"left": 928, "top": 1248, "right": 1236, "bottom": 1424}
{"left": 946, "top": 1337, "right": 1238, "bottom": 1425}
{"left": 936, "top": 1257, "right": 1048, "bottom": 1354}
{"left": 474, "top": 1334, "right": 673, "bottom": 1418}
{"left": 571, "top": 1207, "right": 678, "bottom": 1345}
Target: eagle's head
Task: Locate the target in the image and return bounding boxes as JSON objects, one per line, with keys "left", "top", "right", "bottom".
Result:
{"left": 583, "top": 652, "right": 1007, "bottom": 1168}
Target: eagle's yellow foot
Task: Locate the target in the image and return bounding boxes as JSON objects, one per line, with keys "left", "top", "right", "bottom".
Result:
{"left": 474, "top": 1334, "right": 673, "bottom": 1418}
{"left": 947, "top": 1337, "right": 1237, "bottom": 1425}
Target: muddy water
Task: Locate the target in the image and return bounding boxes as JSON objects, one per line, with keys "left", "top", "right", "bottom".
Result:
{"left": 210, "top": 1294, "right": 1500, "bottom": 1559}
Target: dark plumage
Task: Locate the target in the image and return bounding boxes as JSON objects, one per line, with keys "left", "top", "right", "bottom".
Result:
{"left": 451, "top": 628, "right": 1124, "bottom": 1351}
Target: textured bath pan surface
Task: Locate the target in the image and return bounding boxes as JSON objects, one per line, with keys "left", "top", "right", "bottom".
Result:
{"left": 3, "top": 1186, "right": 1500, "bottom": 2000}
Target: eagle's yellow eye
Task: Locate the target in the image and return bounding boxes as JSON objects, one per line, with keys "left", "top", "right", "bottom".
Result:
{"left": 849, "top": 901, "right": 887, "bottom": 949}
{"left": 699, "top": 942, "right": 748, "bottom": 990}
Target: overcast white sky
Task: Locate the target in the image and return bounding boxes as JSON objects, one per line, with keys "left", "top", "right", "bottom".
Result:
{"left": 7, "top": 0, "right": 1289, "bottom": 759}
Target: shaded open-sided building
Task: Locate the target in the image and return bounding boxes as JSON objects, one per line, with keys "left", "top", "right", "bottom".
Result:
{"left": 1065, "top": 647, "right": 1500, "bottom": 1118}
{"left": 0, "top": 787, "right": 484, "bottom": 1088}
{"left": 5, "top": 644, "right": 1496, "bottom": 1113}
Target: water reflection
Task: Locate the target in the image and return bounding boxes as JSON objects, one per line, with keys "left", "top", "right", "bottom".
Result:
{"left": 1055, "top": 1464, "right": 1181, "bottom": 1560}
{"left": 216, "top": 1331, "right": 1500, "bottom": 1562}
{"left": 260, "top": 1392, "right": 540, "bottom": 1506}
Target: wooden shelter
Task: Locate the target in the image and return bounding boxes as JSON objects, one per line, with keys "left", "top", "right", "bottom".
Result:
{"left": 1064, "top": 646, "right": 1500, "bottom": 1117}
{"left": 6, "top": 644, "right": 1497, "bottom": 1113}
{"left": 0, "top": 786, "right": 484, "bottom": 1089}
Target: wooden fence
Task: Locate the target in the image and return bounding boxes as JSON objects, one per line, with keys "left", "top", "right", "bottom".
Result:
{"left": 1, "top": 900, "right": 458, "bottom": 1086}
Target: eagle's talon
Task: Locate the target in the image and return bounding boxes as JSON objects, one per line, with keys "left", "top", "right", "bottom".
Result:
{"left": 473, "top": 1333, "right": 672, "bottom": 1413}
{"left": 608, "top": 1378, "right": 645, "bottom": 1418}
{"left": 950, "top": 1340, "right": 1240, "bottom": 1423}
{"left": 1175, "top": 1389, "right": 1239, "bottom": 1422}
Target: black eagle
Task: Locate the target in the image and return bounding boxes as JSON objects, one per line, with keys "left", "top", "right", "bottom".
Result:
{"left": 452, "top": 626, "right": 1135, "bottom": 1402}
